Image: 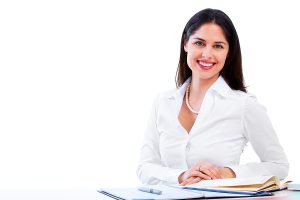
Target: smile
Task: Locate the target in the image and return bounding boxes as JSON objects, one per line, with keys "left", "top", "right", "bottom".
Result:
{"left": 197, "top": 60, "right": 216, "bottom": 70}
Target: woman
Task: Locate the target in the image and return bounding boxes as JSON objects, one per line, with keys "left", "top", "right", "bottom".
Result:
{"left": 137, "top": 8, "right": 289, "bottom": 186}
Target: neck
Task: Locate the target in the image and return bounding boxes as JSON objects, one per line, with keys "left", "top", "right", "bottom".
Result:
{"left": 189, "top": 75, "right": 219, "bottom": 100}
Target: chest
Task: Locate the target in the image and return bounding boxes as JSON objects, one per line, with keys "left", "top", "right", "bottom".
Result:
{"left": 156, "top": 94, "right": 247, "bottom": 167}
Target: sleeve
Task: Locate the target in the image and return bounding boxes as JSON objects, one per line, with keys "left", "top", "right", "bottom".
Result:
{"left": 136, "top": 94, "right": 186, "bottom": 185}
{"left": 228, "top": 96, "right": 289, "bottom": 180}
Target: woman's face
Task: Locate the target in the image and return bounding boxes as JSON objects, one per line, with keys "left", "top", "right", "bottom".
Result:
{"left": 184, "top": 23, "right": 229, "bottom": 82}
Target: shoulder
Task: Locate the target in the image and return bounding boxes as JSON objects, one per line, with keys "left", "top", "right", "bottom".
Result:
{"left": 227, "top": 90, "right": 266, "bottom": 112}
{"left": 230, "top": 89, "right": 255, "bottom": 99}
{"left": 229, "top": 90, "right": 267, "bottom": 117}
{"left": 229, "top": 90, "right": 256, "bottom": 103}
{"left": 150, "top": 88, "right": 178, "bottom": 109}
{"left": 154, "top": 88, "right": 178, "bottom": 102}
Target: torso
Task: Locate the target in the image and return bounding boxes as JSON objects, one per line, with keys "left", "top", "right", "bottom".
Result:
{"left": 155, "top": 77, "right": 251, "bottom": 169}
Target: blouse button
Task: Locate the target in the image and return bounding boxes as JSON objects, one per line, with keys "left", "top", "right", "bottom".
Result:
{"left": 186, "top": 143, "right": 191, "bottom": 151}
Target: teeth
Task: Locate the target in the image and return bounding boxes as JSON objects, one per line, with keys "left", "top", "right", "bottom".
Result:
{"left": 199, "top": 61, "right": 213, "bottom": 67}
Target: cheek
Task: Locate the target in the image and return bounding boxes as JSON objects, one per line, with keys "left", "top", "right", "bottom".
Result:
{"left": 186, "top": 54, "right": 193, "bottom": 68}
{"left": 186, "top": 50, "right": 195, "bottom": 62}
{"left": 218, "top": 52, "right": 229, "bottom": 64}
{"left": 187, "top": 48, "right": 200, "bottom": 61}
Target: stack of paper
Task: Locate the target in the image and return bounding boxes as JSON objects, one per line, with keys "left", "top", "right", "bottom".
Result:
{"left": 187, "top": 175, "right": 289, "bottom": 192}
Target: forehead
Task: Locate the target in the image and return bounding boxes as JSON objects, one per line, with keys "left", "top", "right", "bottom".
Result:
{"left": 190, "top": 23, "right": 227, "bottom": 43}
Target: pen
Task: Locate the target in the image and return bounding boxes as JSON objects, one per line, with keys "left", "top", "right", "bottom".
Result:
{"left": 138, "top": 186, "right": 162, "bottom": 195}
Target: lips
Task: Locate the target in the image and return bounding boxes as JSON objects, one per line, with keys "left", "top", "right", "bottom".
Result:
{"left": 197, "top": 60, "right": 215, "bottom": 70}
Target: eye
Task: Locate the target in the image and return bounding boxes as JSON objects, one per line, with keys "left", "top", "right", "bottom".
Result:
{"left": 214, "top": 44, "right": 224, "bottom": 49}
{"left": 194, "top": 41, "right": 205, "bottom": 46}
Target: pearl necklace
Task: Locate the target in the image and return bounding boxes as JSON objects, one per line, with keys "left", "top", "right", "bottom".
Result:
{"left": 185, "top": 83, "right": 199, "bottom": 115}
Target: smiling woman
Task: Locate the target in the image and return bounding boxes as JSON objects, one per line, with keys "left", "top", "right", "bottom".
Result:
{"left": 136, "top": 8, "right": 289, "bottom": 186}
{"left": 184, "top": 23, "right": 229, "bottom": 82}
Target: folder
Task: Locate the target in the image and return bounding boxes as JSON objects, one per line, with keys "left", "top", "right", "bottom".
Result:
{"left": 186, "top": 175, "right": 290, "bottom": 192}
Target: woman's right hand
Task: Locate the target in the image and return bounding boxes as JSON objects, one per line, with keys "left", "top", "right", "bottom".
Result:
{"left": 178, "top": 161, "right": 222, "bottom": 186}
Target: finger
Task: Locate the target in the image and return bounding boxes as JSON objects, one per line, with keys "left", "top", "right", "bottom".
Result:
{"left": 192, "top": 167, "right": 214, "bottom": 179}
{"left": 181, "top": 176, "right": 201, "bottom": 186}
{"left": 211, "top": 167, "right": 222, "bottom": 179}
{"left": 181, "top": 176, "right": 195, "bottom": 186}
{"left": 206, "top": 166, "right": 223, "bottom": 179}
{"left": 189, "top": 170, "right": 212, "bottom": 180}
{"left": 200, "top": 164, "right": 222, "bottom": 179}
{"left": 185, "top": 177, "right": 202, "bottom": 186}
{"left": 204, "top": 167, "right": 222, "bottom": 179}
{"left": 200, "top": 167, "right": 217, "bottom": 179}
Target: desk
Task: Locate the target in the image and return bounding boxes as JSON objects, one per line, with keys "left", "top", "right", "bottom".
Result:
{"left": 0, "top": 190, "right": 108, "bottom": 200}
{"left": 0, "top": 190, "right": 299, "bottom": 200}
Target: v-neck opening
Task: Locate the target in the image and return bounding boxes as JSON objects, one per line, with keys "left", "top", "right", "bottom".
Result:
{"left": 176, "top": 94, "right": 200, "bottom": 135}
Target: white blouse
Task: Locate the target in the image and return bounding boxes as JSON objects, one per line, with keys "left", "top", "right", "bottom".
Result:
{"left": 137, "top": 76, "right": 289, "bottom": 185}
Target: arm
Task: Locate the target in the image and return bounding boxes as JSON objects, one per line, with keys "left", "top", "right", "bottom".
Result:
{"left": 229, "top": 96, "right": 289, "bottom": 179}
{"left": 136, "top": 95, "right": 185, "bottom": 184}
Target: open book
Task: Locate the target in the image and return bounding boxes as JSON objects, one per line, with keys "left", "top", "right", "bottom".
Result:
{"left": 186, "top": 175, "right": 289, "bottom": 192}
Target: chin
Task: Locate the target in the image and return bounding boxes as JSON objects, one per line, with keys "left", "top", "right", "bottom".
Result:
{"left": 195, "top": 73, "right": 219, "bottom": 81}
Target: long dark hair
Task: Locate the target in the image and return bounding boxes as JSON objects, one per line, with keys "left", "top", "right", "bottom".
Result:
{"left": 175, "top": 8, "right": 247, "bottom": 92}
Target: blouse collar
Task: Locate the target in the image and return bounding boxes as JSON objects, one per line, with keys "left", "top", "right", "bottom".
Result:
{"left": 172, "top": 76, "right": 232, "bottom": 99}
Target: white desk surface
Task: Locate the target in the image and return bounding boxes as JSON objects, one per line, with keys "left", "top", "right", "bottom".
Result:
{"left": 0, "top": 190, "right": 107, "bottom": 200}
{"left": 0, "top": 189, "right": 299, "bottom": 200}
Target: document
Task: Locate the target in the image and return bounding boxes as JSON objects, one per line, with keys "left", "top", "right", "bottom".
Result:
{"left": 186, "top": 175, "right": 289, "bottom": 192}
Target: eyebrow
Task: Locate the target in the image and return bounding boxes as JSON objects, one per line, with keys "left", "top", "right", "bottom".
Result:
{"left": 193, "top": 37, "right": 227, "bottom": 45}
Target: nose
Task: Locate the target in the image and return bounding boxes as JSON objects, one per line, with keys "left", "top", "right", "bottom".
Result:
{"left": 201, "top": 47, "right": 213, "bottom": 59}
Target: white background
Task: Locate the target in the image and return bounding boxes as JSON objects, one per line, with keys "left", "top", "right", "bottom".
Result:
{"left": 0, "top": 0, "right": 299, "bottom": 189}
